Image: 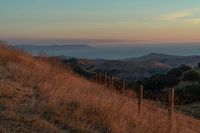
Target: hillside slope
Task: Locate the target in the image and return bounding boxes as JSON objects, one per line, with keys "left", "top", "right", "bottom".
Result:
{"left": 0, "top": 43, "right": 199, "bottom": 133}
{"left": 72, "top": 59, "right": 170, "bottom": 80}
{"left": 73, "top": 53, "right": 200, "bottom": 81}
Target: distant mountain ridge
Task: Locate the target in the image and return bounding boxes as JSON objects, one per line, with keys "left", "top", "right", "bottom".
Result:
{"left": 14, "top": 44, "right": 93, "bottom": 50}
{"left": 127, "top": 53, "right": 200, "bottom": 67}
{"left": 13, "top": 44, "right": 94, "bottom": 56}
{"left": 11, "top": 44, "right": 200, "bottom": 79}
{"left": 137, "top": 53, "right": 181, "bottom": 60}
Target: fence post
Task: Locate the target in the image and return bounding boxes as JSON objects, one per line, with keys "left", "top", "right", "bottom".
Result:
{"left": 95, "top": 72, "right": 98, "bottom": 83}
{"left": 111, "top": 76, "right": 114, "bottom": 88}
{"left": 168, "top": 88, "right": 174, "bottom": 116}
{"left": 138, "top": 85, "right": 143, "bottom": 114}
{"left": 176, "top": 116, "right": 181, "bottom": 133}
{"left": 168, "top": 88, "right": 175, "bottom": 133}
{"left": 104, "top": 72, "right": 107, "bottom": 89}
{"left": 108, "top": 76, "right": 111, "bottom": 88}
{"left": 122, "top": 80, "right": 125, "bottom": 102}
{"left": 99, "top": 72, "right": 102, "bottom": 84}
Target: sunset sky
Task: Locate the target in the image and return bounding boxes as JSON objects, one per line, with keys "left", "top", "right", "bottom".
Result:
{"left": 1, "top": 0, "right": 200, "bottom": 43}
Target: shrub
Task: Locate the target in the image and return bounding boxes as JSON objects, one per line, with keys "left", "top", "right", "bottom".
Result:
{"left": 176, "top": 83, "right": 200, "bottom": 104}
{"left": 167, "top": 64, "right": 192, "bottom": 77}
{"left": 183, "top": 70, "right": 200, "bottom": 81}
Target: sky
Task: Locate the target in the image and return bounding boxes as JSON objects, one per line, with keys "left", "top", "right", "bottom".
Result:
{"left": 1, "top": 0, "right": 200, "bottom": 43}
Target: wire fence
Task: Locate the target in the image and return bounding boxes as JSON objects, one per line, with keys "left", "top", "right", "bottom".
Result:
{"left": 89, "top": 72, "right": 200, "bottom": 132}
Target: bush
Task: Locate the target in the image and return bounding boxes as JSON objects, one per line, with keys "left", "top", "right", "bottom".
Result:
{"left": 176, "top": 83, "right": 200, "bottom": 104}
{"left": 167, "top": 64, "right": 192, "bottom": 78}
{"left": 198, "top": 62, "right": 200, "bottom": 68}
{"left": 143, "top": 74, "right": 179, "bottom": 90}
{"left": 183, "top": 71, "right": 200, "bottom": 81}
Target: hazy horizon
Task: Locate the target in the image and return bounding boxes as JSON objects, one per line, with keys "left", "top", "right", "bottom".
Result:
{"left": 8, "top": 40, "right": 200, "bottom": 59}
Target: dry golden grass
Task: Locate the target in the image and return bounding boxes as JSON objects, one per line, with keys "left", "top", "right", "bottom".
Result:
{"left": 0, "top": 43, "right": 200, "bottom": 133}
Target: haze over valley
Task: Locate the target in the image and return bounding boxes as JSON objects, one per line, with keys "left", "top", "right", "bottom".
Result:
{"left": 11, "top": 42, "right": 200, "bottom": 59}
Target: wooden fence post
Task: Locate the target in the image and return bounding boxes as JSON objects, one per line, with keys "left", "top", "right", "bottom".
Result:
{"left": 111, "top": 76, "right": 114, "bottom": 88}
{"left": 122, "top": 80, "right": 125, "bottom": 102}
{"left": 95, "top": 72, "right": 98, "bottom": 83}
{"left": 108, "top": 76, "right": 111, "bottom": 88}
{"left": 168, "top": 88, "right": 175, "bottom": 133}
{"left": 104, "top": 72, "right": 107, "bottom": 89}
{"left": 168, "top": 88, "right": 174, "bottom": 116}
{"left": 138, "top": 85, "right": 143, "bottom": 114}
{"left": 99, "top": 72, "right": 102, "bottom": 84}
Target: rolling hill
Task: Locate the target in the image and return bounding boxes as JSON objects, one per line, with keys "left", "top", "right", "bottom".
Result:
{"left": 69, "top": 53, "right": 200, "bottom": 81}
{"left": 128, "top": 53, "right": 200, "bottom": 67}
{"left": 74, "top": 58, "right": 170, "bottom": 80}
{"left": 0, "top": 42, "right": 200, "bottom": 133}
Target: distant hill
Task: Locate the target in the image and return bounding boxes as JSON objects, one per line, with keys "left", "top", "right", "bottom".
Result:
{"left": 13, "top": 44, "right": 94, "bottom": 56}
{"left": 14, "top": 44, "right": 93, "bottom": 50}
{"left": 132, "top": 53, "right": 181, "bottom": 60}
{"left": 66, "top": 58, "right": 171, "bottom": 81}
{"left": 67, "top": 53, "right": 200, "bottom": 81}
{"left": 127, "top": 53, "right": 200, "bottom": 67}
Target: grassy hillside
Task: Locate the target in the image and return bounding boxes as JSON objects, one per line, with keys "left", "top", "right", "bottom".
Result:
{"left": 67, "top": 58, "right": 170, "bottom": 81}
{"left": 0, "top": 43, "right": 199, "bottom": 133}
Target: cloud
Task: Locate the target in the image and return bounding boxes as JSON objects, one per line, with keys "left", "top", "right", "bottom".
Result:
{"left": 160, "top": 12, "right": 192, "bottom": 21}
{"left": 185, "top": 18, "right": 200, "bottom": 24}
{"left": 159, "top": 8, "right": 200, "bottom": 21}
